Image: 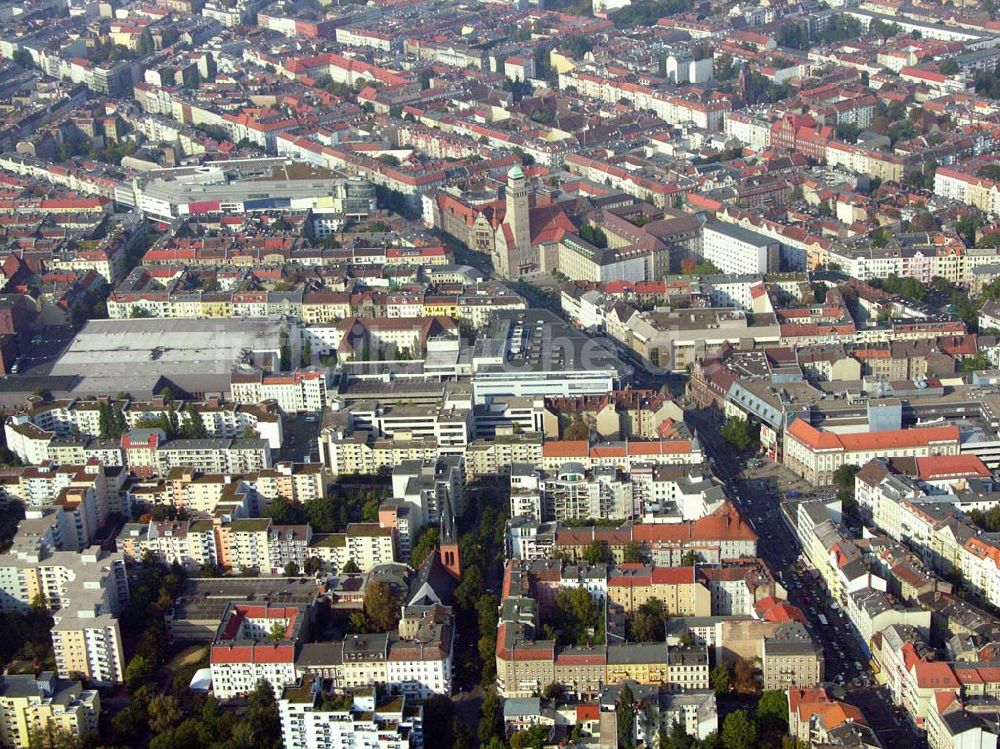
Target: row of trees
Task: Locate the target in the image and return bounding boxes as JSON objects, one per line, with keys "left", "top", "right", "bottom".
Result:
{"left": 612, "top": 0, "right": 695, "bottom": 27}
{"left": 264, "top": 487, "right": 384, "bottom": 533}
{"left": 775, "top": 16, "right": 862, "bottom": 49}
{"left": 97, "top": 400, "right": 210, "bottom": 441}
{"left": 118, "top": 681, "right": 280, "bottom": 749}
{"left": 578, "top": 223, "right": 609, "bottom": 248}
{"left": 453, "top": 481, "right": 510, "bottom": 686}
{"left": 550, "top": 542, "right": 695, "bottom": 567}
{"left": 971, "top": 505, "right": 1000, "bottom": 532}
{"left": 869, "top": 273, "right": 927, "bottom": 302}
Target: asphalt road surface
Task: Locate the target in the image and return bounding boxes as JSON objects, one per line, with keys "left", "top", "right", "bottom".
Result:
{"left": 685, "top": 408, "right": 927, "bottom": 749}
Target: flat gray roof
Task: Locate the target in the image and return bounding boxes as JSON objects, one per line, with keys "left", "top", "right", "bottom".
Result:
{"left": 704, "top": 222, "right": 776, "bottom": 247}
{"left": 49, "top": 319, "right": 283, "bottom": 396}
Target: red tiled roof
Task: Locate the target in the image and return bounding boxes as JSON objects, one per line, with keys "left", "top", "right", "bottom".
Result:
{"left": 210, "top": 643, "right": 295, "bottom": 664}
{"left": 915, "top": 455, "right": 991, "bottom": 480}
{"left": 787, "top": 420, "right": 960, "bottom": 453}
{"left": 913, "top": 661, "right": 959, "bottom": 689}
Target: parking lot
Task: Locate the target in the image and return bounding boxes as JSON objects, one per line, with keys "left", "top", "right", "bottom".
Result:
{"left": 278, "top": 414, "right": 322, "bottom": 463}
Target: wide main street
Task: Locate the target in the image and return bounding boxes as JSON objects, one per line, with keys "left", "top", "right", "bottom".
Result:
{"left": 685, "top": 408, "right": 927, "bottom": 749}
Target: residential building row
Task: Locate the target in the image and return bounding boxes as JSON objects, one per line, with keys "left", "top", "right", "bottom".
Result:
{"left": 117, "top": 516, "right": 396, "bottom": 576}
{"left": 211, "top": 554, "right": 458, "bottom": 701}
{"left": 506, "top": 501, "right": 757, "bottom": 566}
{"left": 494, "top": 557, "right": 820, "bottom": 699}
{"left": 508, "top": 460, "right": 727, "bottom": 524}
{"left": 855, "top": 456, "right": 1000, "bottom": 612}
{"left": 6, "top": 425, "right": 272, "bottom": 477}
{"left": 4, "top": 395, "right": 283, "bottom": 456}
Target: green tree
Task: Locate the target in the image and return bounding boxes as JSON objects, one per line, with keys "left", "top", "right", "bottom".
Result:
{"left": 962, "top": 352, "right": 991, "bottom": 372}
{"left": 422, "top": 695, "right": 455, "bottom": 749}
{"left": 98, "top": 401, "right": 112, "bottom": 439}
{"left": 617, "top": 683, "right": 637, "bottom": 749}
{"left": 939, "top": 59, "right": 959, "bottom": 75}
{"left": 283, "top": 562, "right": 299, "bottom": 577}
{"left": 363, "top": 580, "right": 401, "bottom": 632}
{"left": 710, "top": 663, "right": 730, "bottom": 696}
{"left": 543, "top": 682, "right": 565, "bottom": 700}
{"left": 477, "top": 593, "right": 500, "bottom": 684}
{"left": 971, "top": 506, "right": 1000, "bottom": 531}
{"left": 511, "top": 725, "right": 549, "bottom": 749}
{"left": 757, "top": 689, "right": 789, "bottom": 731}
{"left": 869, "top": 17, "right": 901, "bottom": 41}
{"left": 832, "top": 464, "right": 859, "bottom": 494}
{"left": 304, "top": 556, "right": 323, "bottom": 575}
{"left": 455, "top": 565, "right": 484, "bottom": 611}
{"left": 681, "top": 550, "right": 699, "bottom": 566}
{"left": 721, "top": 710, "right": 757, "bottom": 749}
{"left": 341, "top": 559, "right": 360, "bottom": 574}
{"left": 582, "top": 540, "right": 611, "bottom": 565}
{"left": 112, "top": 703, "right": 146, "bottom": 744}
{"left": 362, "top": 495, "right": 380, "bottom": 523}
{"left": 622, "top": 541, "right": 644, "bottom": 563}
{"left": 555, "top": 586, "right": 603, "bottom": 646}
{"left": 124, "top": 654, "right": 153, "bottom": 691}
{"left": 561, "top": 35, "right": 594, "bottom": 57}
{"left": 578, "top": 223, "right": 608, "bottom": 248}
{"left": 479, "top": 690, "right": 503, "bottom": 743}
{"left": 410, "top": 525, "right": 439, "bottom": 568}
{"left": 720, "top": 416, "right": 758, "bottom": 452}
{"left": 734, "top": 657, "right": 758, "bottom": 694}
{"left": 564, "top": 415, "right": 591, "bottom": 441}
{"left": 836, "top": 122, "right": 861, "bottom": 143}
{"left": 111, "top": 406, "right": 127, "bottom": 438}
{"left": 303, "top": 495, "right": 338, "bottom": 533}
{"left": 279, "top": 330, "right": 291, "bottom": 371}
{"left": 245, "top": 679, "right": 281, "bottom": 749}
{"left": 613, "top": 0, "right": 697, "bottom": 27}
{"left": 957, "top": 212, "right": 985, "bottom": 245}
{"left": 264, "top": 497, "right": 308, "bottom": 526}
{"left": 147, "top": 694, "right": 182, "bottom": 734}
{"left": 301, "top": 337, "right": 312, "bottom": 367}
{"left": 628, "top": 597, "right": 666, "bottom": 642}
{"left": 12, "top": 49, "right": 33, "bottom": 69}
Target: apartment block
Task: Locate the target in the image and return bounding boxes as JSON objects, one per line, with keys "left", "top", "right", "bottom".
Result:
{"left": 210, "top": 603, "right": 307, "bottom": 699}
{"left": 702, "top": 223, "right": 781, "bottom": 275}
{"left": 278, "top": 682, "right": 421, "bottom": 749}
{"left": 309, "top": 524, "right": 397, "bottom": 573}
{"left": 230, "top": 369, "right": 329, "bottom": 414}
{"left": 0, "top": 672, "right": 100, "bottom": 749}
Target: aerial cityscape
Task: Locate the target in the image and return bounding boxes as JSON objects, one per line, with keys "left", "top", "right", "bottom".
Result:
{"left": 4, "top": 0, "right": 1000, "bottom": 747}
